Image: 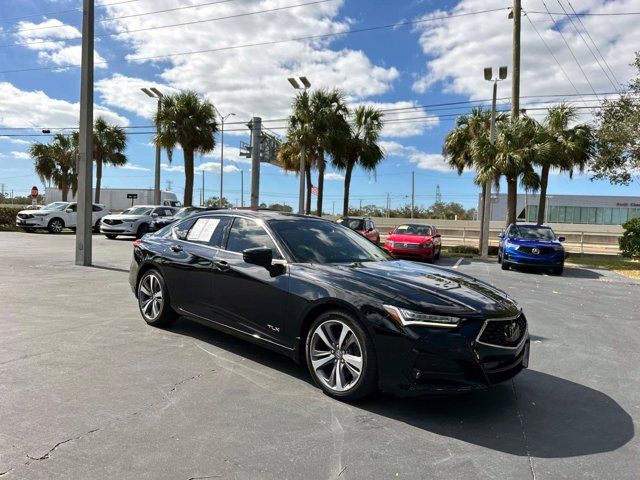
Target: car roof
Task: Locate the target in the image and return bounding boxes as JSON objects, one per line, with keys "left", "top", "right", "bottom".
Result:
{"left": 189, "top": 209, "right": 324, "bottom": 222}
{"left": 513, "top": 223, "right": 552, "bottom": 228}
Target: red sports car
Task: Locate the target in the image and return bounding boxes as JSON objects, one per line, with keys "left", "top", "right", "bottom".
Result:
{"left": 384, "top": 223, "right": 442, "bottom": 262}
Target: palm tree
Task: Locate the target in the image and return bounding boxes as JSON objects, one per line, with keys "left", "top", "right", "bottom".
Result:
{"left": 29, "top": 133, "right": 77, "bottom": 201}
{"left": 494, "top": 115, "right": 543, "bottom": 226}
{"left": 536, "top": 104, "right": 594, "bottom": 224}
{"left": 93, "top": 117, "right": 128, "bottom": 203}
{"left": 154, "top": 91, "right": 218, "bottom": 206}
{"left": 334, "top": 106, "right": 385, "bottom": 217}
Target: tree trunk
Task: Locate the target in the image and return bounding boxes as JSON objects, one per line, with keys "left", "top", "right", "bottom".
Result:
{"left": 342, "top": 161, "right": 354, "bottom": 217}
{"left": 478, "top": 183, "right": 487, "bottom": 251}
{"left": 95, "top": 159, "right": 102, "bottom": 204}
{"left": 536, "top": 165, "right": 550, "bottom": 225}
{"left": 61, "top": 168, "right": 69, "bottom": 201}
{"left": 305, "top": 163, "right": 312, "bottom": 214}
{"left": 316, "top": 150, "right": 325, "bottom": 217}
{"left": 506, "top": 176, "right": 518, "bottom": 226}
{"left": 183, "top": 148, "right": 194, "bottom": 207}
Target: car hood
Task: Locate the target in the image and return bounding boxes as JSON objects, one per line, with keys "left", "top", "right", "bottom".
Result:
{"left": 103, "top": 214, "right": 147, "bottom": 221}
{"left": 387, "top": 234, "right": 431, "bottom": 243}
{"left": 304, "top": 260, "right": 519, "bottom": 318}
{"left": 506, "top": 238, "right": 562, "bottom": 247}
{"left": 18, "top": 209, "right": 51, "bottom": 216}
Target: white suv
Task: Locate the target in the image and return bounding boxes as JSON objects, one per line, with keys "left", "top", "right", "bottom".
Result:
{"left": 16, "top": 202, "right": 108, "bottom": 233}
{"left": 100, "top": 205, "right": 176, "bottom": 239}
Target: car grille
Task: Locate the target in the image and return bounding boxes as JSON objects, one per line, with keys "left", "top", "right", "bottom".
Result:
{"left": 17, "top": 213, "right": 34, "bottom": 219}
{"left": 103, "top": 219, "right": 123, "bottom": 225}
{"left": 477, "top": 314, "right": 527, "bottom": 348}
{"left": 388, "top": 242, "right": 421, "bottom": 249}
{"left": 518, "top": 246, "right": 554, "bottom": 255}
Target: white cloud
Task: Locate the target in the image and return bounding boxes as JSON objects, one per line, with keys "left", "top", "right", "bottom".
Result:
{"left": 161, "top": 161, "right": 240, "bottom": 174}
{"left": 0, "top": 82, "right": 129, "bottom": 128}
{"left": 119, "top": 163, "right": 150, "bottom": 171}
{"left": 15, "top": 19, "right": 107, "bottom": 69}
{"left": 10, "top": 151, "right": 30, "bottom": 159}
{"left": 380, "top": 140, "right": 450, "bottom": 172}
{"left": 161, "top": 162, "right": 185, "bottom": 173}
{"left": 412, "top": 0, "right": 638, "bottom": 123}
{"left": 358, "top": 101, "right": 440, "bottom": 138}
{"left": 0, "top": 136, "right": 31, "bottom": 145}
{"left": 325, "top": 172, "right": 345, "bottom": 181}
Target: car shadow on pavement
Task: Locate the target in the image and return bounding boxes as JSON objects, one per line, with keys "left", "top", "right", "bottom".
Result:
{"left": 361, "top": 369, "right": 633, "bottom": 459}
{"left": 169, "top": 317, "right": 633, "bottom": 459}
{"left": 509, "top": 265, "right": 603, "bottom": 280}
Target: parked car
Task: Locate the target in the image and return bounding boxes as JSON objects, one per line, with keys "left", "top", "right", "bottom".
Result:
{"left": 336, "top": 217, "right": 380, "bottom": 243}
{"left": 149, "top": 206, "right": 206, "bottom": 232}
{"left": 16, "top": 202, "right": 108, "bottom": 233}
{"left": 44, "top": 187, "right": 181, "bottom": 212}
{"left": 499, "top": 223, "right": 566, "bottom": 275}
{"left": 130, "top": 210, "right": 529, "bottom": 401}
{"left": 384, "top": 223, "right": 442, "bottom": 262}
{"left": 100, "top": 205, "right": 176, "bottom": 239}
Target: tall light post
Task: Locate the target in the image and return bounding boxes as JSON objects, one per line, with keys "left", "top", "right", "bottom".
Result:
{"left": 480, "top": 65, "right": 508, "bottom": 258}
{"left": 288, "top": 76, "right": 311, "bottom": 214}
{"left": 214, "top": 107, "right": 235, "bottom": 207}
{"left": 141, "top": 87, "right": 163, "bottom": 205}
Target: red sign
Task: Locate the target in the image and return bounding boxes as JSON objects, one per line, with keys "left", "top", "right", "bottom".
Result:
{"left": 31, "top": 186, "right": 39, "bottom": 198}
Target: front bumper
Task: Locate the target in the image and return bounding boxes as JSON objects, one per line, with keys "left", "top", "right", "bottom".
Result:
{"left": 384, "top": 244, "right": 435, "bottom": 260}
{"left": 503, "top": 249, "right": 564, "bottom": 267}
{"left": 100, "top": 223, "right": 138, "bottom": 235}
{"left": 16, "top": 217, "right": 46, "bottom": 228}
{"left": 372, "top": 313, "right": 529, "bottom": 396}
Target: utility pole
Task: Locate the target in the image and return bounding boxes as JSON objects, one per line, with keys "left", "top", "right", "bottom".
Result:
{"left": 141, "top": 87, "right": 163, "bottom": 204}
{"left": 332, "top": 200, "right": 335, "bottom": 216}
{"left": 288, "top": 77, "right": 311, "bottom": 214}
{"left": 202, "top": 171, "right": 205, "bottom": 206}
{"left": 411, "top": 171, "right": 415, "bottom": 219}
{"left": 76, "top": 0, "right": 94, "bottom": 266}
{"left": 511, "top": 0, "right": 521, "bottom": 120}
{"left": 249, "top": 117, "right": 262, "bottom": 208}
{"left": 215, "top": 110, "right": 235, "bottom": 207}
{"left": 240, "top": 170, "right": 244, "bottom": 207}
{"left": 166, "top": 179, "right": 173, "bottom": 191}
{"left": 386, "top": 192, "right": 391, "bottom": 218}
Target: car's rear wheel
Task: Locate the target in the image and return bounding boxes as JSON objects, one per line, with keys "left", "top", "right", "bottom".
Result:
{"left": 105, "top": 234, "right": 117, "bottom": 239}
{"left": 305, "top": 310, "right": 376, "bottom": 401}
{"left": 93, "top": 220, "right": 101, "bottom": 233}
{"left": 47, "top": 218, "right": 64, "bottom": 234}
{"left": 136, "top": 223, "right": 149, "bottom": 239}
{"left": 501, "top": 259, "right": 510, "bottom": 270}
{"left": 137, "top": 270, "right": 177, "bottom": 328}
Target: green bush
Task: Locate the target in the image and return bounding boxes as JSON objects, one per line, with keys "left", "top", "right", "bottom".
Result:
{"left": 447, "top": 245, "right": 479, "bottom": 255}
{"left": 0, "top": 206, "right": 22, "bottom": 231}
{"left": 619, "top": 217, "right": 640, "bottom": 258}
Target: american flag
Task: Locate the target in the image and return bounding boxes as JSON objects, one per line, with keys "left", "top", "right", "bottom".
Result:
{"left": 311, "top": 185, "right": 319, "bottom": 196}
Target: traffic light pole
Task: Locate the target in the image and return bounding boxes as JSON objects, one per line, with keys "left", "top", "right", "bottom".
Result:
{"left": 250, "top": 117, "right": 261, "bottom": 208}
{"left": 76, "top": 0, "right": 94, "bottom": 266}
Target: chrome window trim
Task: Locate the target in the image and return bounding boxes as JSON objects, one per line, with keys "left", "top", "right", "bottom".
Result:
{"left": 475, "top": 313, "right": 528, "bottom": 350}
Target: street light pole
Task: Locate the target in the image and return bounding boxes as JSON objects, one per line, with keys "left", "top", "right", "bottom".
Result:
{"left": 141, "top": 87, "right": 164, "bottom": 205}
{"left": 214, "top": 109, "right": 236, "bottom": 207}
{"left": 288, "top": 76, "right": 311, "bottom": 215}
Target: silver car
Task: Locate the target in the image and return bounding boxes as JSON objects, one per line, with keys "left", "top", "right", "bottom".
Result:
{"left": 100, "top": 205, "right": 176, "bottom": 239}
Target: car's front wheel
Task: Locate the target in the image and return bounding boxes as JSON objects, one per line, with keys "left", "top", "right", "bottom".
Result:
{"left": 137, "top": 270, "right": 177, "bottom": 328}
{"left": 305, "top": 310, "right": 376, "bottom": 401}
{"left": 136, "top": 223, "right": 149, "bottom": 239}
{"left": 47, "top": 218, "right": 64, "bottom": 234}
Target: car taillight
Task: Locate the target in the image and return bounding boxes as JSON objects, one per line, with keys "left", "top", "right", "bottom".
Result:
{"left": 133, "top": 239, "right": 141, "bottom": 247}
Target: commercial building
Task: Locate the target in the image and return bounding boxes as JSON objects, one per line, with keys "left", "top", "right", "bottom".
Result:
{"left": 483, "top": 193, "right": 640, "bottom": 225}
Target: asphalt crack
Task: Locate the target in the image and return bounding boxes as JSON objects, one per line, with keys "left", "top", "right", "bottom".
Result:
{"left": 511, "top": 379, "right": 536, "bottom": 480}
{"left": 26, "top": 428, "right": 100, "bottom": 462}
{"left": 169, "top": 369, "right": 216, "bottom": 393}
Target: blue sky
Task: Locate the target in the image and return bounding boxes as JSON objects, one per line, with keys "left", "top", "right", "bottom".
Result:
{"left": 1, "top": 0, "right": 639, "bottom": 210}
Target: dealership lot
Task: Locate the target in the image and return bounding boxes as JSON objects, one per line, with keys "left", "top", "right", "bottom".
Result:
{"left": 0, "top": 232, "right": 638, "bottom": 479}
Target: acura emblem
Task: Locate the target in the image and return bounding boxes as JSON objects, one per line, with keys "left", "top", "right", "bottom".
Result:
{"left": 504, "top": 322, "right": 520, "bottom": 343}
{"left": 531, "top": 247, "right": 540, "bottom": 255}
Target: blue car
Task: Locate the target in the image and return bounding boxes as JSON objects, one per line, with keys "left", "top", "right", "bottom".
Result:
{"left": 498, "top": 224, "right": 566, "bottom": 275}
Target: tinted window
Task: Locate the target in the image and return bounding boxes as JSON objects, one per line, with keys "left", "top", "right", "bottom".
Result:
{"left": 92, "top": 205, "right": 103, "bottom": 212}
{"left": 226, "top": 217, "right": 281, "bottom": 258}
{"left": 338, "top": 218, "right": 365, "bottom": 230}
{"left": 508, "top": 225, "right": 556, "bottom": 241}
{"left": 68, "top": 203, "right": 77, "bottom": 212}
{"left": 269, "top": 219, "right": 391, "bottom": 264}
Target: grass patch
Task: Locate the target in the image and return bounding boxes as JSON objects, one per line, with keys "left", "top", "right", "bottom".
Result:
{"left": 567, "top": 255, "right": 640, "bottom": 280}
{"left": 441, "top": 247, "right": 479, "bottom": 258}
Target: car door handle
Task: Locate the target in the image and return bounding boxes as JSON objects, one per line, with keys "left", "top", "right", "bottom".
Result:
{"left": 170, "top": 244, "right": 183, "bottom": 253}
{"left": 214, "top": 260, "right": 230, "bottom": 272}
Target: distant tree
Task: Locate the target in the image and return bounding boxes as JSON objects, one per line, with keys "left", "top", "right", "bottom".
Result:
{"left": 592, "top": 52, "right": 640, "bottom": 184}
{"left": 91, "top": 118, "right": 128, "bottom": 204}
{"left": 29, "top": 133, "right": 77, "bottom": 201}
{"left": 268, "top": 203, "right": 293, "bottom": 212}
{"left": 155, "top": 91, "right": 218, "bottom": 206}
{"left": 204, "top": 196, "right": 232, "bottom": 208}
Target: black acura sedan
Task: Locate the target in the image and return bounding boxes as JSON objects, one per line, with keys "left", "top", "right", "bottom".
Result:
{"left": 129, "top": 210, "right": 529, "bottom": 401}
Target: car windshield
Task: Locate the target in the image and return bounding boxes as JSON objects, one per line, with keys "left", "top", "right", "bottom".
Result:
{"left": 509, "top": 225, "right": 556, "bottom": 241}
{"left": 41, "top": 202, "right": 69, "bottom": 211}
{"left": 175, "top": 207, "right": 202, "bottom": 219}
{"left": 393, "top": 224, "right": 432, "bottom": 236}
{"left": 269, "top": 219, "right": 391, "bottom": 264}
{"left": 337, "top": 218, "right": 365, "bottom": 230}
{"left": 122, "top": 207, "right": 152, "bottom": 216}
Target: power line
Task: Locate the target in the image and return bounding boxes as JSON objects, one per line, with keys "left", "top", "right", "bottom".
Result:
{"left": 555, "top": 0, "right": 618, "bottom": 92}
{"left": 566, "top": 0, "right": 623, "bottom": 91}
{"left": 0, "top": 7, "right": 509, "bottom": 74}
{"left": 3, "top": 0, "right": 335, "bottom": 49}
{"left": 526, "top": 10, "right": 640, "bottom": 16}
{"left": 0, "top": 0, "right": 148, "bottom": 23}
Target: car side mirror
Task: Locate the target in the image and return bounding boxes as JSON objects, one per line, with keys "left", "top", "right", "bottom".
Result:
{"left": 152, "top": 213, "right": 159, "bottom": 217}
{"left": 388, "top": 229, "right": 394, "bottom": 235}
{"left": 65, "top": 208, "right": 73, "bottom": 213}
{"left": 498, "top": 232, "right": 505, "bottom": 239}
{"left": 243, "top": 247, "right": 273, "bottom": 268}
{"left": 558, "top": 236, "right": 565, "bottom": 242}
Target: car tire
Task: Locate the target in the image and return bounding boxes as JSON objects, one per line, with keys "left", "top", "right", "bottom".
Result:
{"left": 305, "top": 310, "right": 377, "bottom": 401}
{"left": 434, "top": 247, "right": 441, "bottom": 260}
{"left": 552, "top": 265, "right": 564, "bottom": 275}
{"left": 136, "top": 223, "right": 149, "bottom": 239}
{"left": 105, "top": 234, "right": 118, "bottom": 239}
{"left": 47, "top": 218, "right": 64, "bottom": 234}
{"left": 501, "top": 260, "right": 510, "bottom": 270}
{"left": 497, "top": 251, "right": 502, "bottom": 263}
{"left": 137, "top": 270, "right": 177, "bottom": 328}
{"left": 93, "top": 220, "right": 101, "bottom": 233}
{"left": 23, "top": 228, "right": 35, "bottom": 233}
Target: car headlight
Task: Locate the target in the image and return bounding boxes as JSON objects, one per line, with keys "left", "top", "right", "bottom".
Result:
{"left": 382, "top": 305, "right": 460, "bottom": 328}
{"left": 420, "top": 241, "right": 432, "bottom": 248}
{"left": 506, "top": 241, "right": 519, "bottom": 250}
{"left": 553, "top": 244, "right": 564, "bottom": 251}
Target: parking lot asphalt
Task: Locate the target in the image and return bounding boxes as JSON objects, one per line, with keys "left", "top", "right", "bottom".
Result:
{"left": 0, "top": 231, "right": 638, "bottom": 479}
